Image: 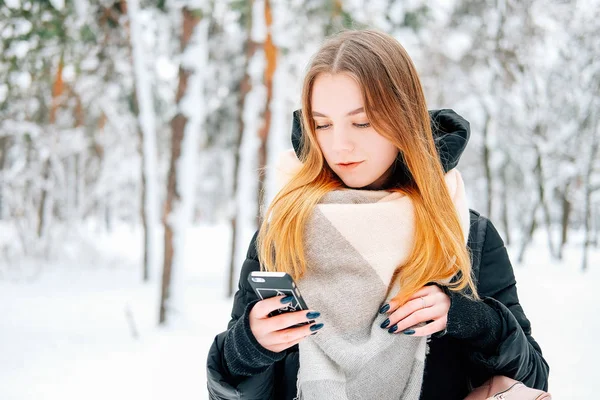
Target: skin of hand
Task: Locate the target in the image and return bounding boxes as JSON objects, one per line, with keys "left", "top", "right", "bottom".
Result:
{"left": 379, "top": 285, "right": 450, "bottom": 336}
{"left": 249, "top": 295, "right": 323, "bottom": 353}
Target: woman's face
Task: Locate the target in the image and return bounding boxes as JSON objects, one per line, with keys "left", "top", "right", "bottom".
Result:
{"left": 311, "top": 73, "right": 399, "bottom": 190}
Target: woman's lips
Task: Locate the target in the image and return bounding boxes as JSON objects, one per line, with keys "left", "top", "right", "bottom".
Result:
{"left": 337, "top": 161, "right": 363, "bottom": 170}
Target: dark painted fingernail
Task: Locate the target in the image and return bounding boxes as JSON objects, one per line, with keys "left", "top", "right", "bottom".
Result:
{"left": 311, "top": 332, "right": 318, "bottom": 335}
{"left": 388, "top": 324, "right": 398, "bottom": 333}
{"left": 380, "top": 318, "right": 390, "bottom": 329}
{"left": 310, "top": 323, "right": 324, "bottom": 332}
{"left": 403, "top": 329, "right": 415, "bottom": 335}
{"left": 281, "top": 295, "right": 294, "bottom": 304}
{"left": 306, "top": 311, "right": 321, "bottom": 319}
{"left": 379, "top": 303, "right": 390, "bottom": 314}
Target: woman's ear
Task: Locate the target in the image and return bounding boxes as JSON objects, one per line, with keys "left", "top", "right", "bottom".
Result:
{"left": 291, "top": 109, "right": 304, "bottom": 160}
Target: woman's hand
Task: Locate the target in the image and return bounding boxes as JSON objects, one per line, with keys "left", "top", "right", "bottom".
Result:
{"left": 379, "top": 284, "right": 450, "bottom": 336}
{"left": 249, "top": 295, "right": 324, "bottom": 353}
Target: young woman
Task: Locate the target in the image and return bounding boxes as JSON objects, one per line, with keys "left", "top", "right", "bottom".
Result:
{"left": 207, "top": 29, "right": 549, "bottom": 400}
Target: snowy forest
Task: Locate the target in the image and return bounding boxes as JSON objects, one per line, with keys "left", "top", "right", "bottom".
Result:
{"left": 1, "top": 0, "right": 599, "bottom": 399}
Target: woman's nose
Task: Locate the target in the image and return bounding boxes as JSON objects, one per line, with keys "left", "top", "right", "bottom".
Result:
{"left": 331, "top": 129, "right": 355, "bottom": 153}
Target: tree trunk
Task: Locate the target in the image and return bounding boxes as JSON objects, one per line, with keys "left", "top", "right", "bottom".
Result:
{"left": 37, "top": 159, "right": 51, "bottom": 238}
{"left": 482, "top": 113, "right": 493, "bottom": 219}
{"left": 228, "top": 0, "right": 257, "bottom": 298}
{"left": 500, "top": 159, "right": 510, "bottom": 246}
{"left": 0, "top": 137, "right": 8, "bottom": 219}
{"left": 38, "top": 55, "right": 65, "bottom": 237}
{"left": 127, "top": 0, "right": 160, "bottom": 282}
{"left": 558, "top": 182, "right": 572, "bottom": 261}
{"left": 533, "top": 148, "right": 557, "bottom": 260}
{"left": 582, "top": 131, "right": 599, "bottom": 272}
{"left": 64, "top": 91, "right": 84, "bottom": 223}
{"left": 139, "top": 129, "right": 150, "bottom": 281}
{"left": 582, "top": 185, "right": 592, "bottom": 272}
{"left": 105, "top": 195, "right": 112, "bottom": 232}
{"left": 517, "top": 202, "right": 539, "bottom": 264}
{"left": 589, "top": 205, "right": 597, "bottom": 247}
{"left": 593, "top": 205, "right": 599, "bottom": 248}
{"left": 161, "top": 108, "right": 183, "bottom": 323}
{"left": 256, "top": 0, "right": 277, "bottom": 228}
{"left": 160, "top": 7, "right": 204, "bottom": 324}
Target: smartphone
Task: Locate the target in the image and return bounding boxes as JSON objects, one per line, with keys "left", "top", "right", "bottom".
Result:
{"left": 248, "top": 271, "right": 310, "bottom": 323}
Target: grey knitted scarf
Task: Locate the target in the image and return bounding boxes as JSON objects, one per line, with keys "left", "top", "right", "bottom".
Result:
{"left": 293, "top": 170, "right": 470, "bottom": 400}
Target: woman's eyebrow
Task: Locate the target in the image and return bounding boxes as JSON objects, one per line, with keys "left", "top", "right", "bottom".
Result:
{"left": 312, "top": 107, "right": 365, "bottom": 117}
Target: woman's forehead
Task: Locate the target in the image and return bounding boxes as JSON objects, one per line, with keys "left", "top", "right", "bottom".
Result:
{"left": 311, "top": 73, "right": 365, "bottom": 118}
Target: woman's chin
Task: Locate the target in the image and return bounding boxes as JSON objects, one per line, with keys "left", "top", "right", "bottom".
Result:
{"left": 339, "top": 176, "right": 374, "bottom": 189}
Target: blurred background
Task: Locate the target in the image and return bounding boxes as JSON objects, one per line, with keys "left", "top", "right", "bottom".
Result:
{"left": 0, "top": 0, "right": 598, "bottom": 399}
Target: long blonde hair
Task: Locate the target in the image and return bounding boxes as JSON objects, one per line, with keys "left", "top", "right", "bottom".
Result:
{"left": 257, "top": 29, "right": 478, "bottom": 306}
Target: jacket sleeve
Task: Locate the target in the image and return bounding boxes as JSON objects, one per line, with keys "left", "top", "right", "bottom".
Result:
{"left": 206, "top": 231, "right": 281, "bottom": 400}
{"left": 445, "top": 218, "right": 550, "bottom": 391}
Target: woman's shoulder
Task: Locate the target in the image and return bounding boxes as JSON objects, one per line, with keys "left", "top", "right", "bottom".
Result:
{"left": 468, "top": 210, "right": 508, "bottom": 256}
{"left": 234, "top": 231, "right": 261, "bottom": 295}
{"left": 246, "top": 230, "right": 260, "bottom": 261}
{"left": 467, "top": 211, "right": 517, "bottom": 297}
{"left": 467, "top": 209, "right": 487, "bottom": 268}
{"left": 467, "top": 209, "right": 507, "bottom": 251}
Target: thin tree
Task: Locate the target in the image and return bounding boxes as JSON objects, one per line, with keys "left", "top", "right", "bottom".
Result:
{"left": 256, "top": 0, "right": 277, "bottom": 227}
{"left": 126, "top": 0, "right": 160, "bottom": 282}
{"left": 160, "top": 6, "right": 208, "bottom": 324}
{"left": 38, "top": 54, "right": 64, "bottom": 238}
{"left": 582, "top": 121, "right": 599, "bottom": 272}
{"left": 228, "top": 0, "right": 257, "bottom": 297}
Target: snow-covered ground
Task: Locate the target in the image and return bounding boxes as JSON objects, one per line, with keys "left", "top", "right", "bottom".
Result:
{"left": 0, "top": 223, "right": 597, "bottom": 399}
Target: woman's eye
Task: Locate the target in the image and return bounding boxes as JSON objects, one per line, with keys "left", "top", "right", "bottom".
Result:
{"left": 314, "top": 122, "right": 369, "bottom": 130}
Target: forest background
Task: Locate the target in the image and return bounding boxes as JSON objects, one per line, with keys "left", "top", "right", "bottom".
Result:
{"left": 0, "top": 0, "right": 598, "bottom": 399}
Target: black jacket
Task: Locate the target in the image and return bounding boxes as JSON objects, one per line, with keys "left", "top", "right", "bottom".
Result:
{"left": 206, "top": 110, "right": 550, "bottom": 399}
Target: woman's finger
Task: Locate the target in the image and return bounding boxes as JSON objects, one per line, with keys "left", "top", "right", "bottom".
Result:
{"left": 250, "top": 295, "right": 290, "bottom": 320}
{"left": 387, "top": 306, "right": 441, "bottom": 333}
{"left": 384, "top": 285, "right": 439, "bottom": 314}
{"left": 400, "top": 318, "right": 447, "bottom": 337}
{"left": 407, "top": 285, "right": 438, "bottom": 301}
{"left": 384, "top": 295, "right": 436, "bottom": 324}
{"left": 269, "top": 331, "right": 313, "bottom": 353}
{"left": 262, "top": 320, "right": 323, "bottom": 349}
{"left": 264, "top": 309, "right": 321, "bottom": 333}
